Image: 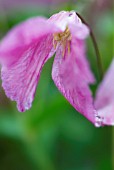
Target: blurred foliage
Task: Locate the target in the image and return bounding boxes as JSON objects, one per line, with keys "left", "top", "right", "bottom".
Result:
{"left": 0, "top": 0, "right": 113, "bottom": 170}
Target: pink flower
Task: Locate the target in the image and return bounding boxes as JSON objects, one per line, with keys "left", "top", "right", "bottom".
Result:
{"left": 0, "top": 11, "right": 113, "bottom": 127}
{"left": 95, "top": 60, "right": 114, "bottom": 126}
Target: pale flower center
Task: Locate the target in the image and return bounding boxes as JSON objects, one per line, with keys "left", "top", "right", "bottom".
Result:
{"left": 53, "top": 27, "right": 72, "bottom": 56}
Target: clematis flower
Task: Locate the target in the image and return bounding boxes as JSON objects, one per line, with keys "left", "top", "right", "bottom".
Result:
{"left": 0, "top": 11, "right": 113, "bottom": 127}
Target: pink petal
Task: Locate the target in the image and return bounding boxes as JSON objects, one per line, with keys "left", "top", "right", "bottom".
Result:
{"left": 95, "top": 59, "right": 114, "bottom": 125}
{"left": 48, "top": 11, "right": 86, "bottom": 34}
{"left": 48, "top": 11, "right": 71, "bottom": 31}
{"left": 71, "top": 38, "right": 95, "bottom": 84}
{"left": 95, "top": 59, "right": 114, "bottom": 109}
{"left": 0, "top": 17, "right": 59, "bottom": 66}
{"left": 1, "top": 36, "right": 55, "bottom": 112}
{"left": 96, "top": 104, "right": 114, "bottom": 126}
{"left": 0, "top": 17, "right": 58, "bottom": 112}
{"left": 68, "top": 12, "right": 90, "bottom": 39}
{"left": 52, "top": 39, "right": 96, "bottom": 124}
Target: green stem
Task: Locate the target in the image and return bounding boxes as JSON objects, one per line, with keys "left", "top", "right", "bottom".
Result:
{"left": 76, "top": 12, "right": 104, "bottom": 80}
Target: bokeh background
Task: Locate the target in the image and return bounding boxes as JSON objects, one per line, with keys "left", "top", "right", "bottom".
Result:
{"left": 0, "top": 0, "right": 113, "bottom": 170}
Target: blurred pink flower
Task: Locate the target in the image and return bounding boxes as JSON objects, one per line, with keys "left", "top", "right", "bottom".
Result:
{"left": 95, "top": 60, "right": 114, "bottom": 126}
{"left": 0, "top": 11, "right": 113, "bottom": 127}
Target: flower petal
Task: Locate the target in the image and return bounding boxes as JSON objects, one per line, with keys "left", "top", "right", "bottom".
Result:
{"left": 68, "top": 12, "right": 90, "bottom": 39}
{"left": 0, "top": 17, "right": 59, "bottom": 66}
{"left": 95, "top": 59, "right": 114, "bottom": 125}
{"left": 0, "top": 17, "right": 58, "bottom": 112}
{"left": 71, "top": 38, "right": 95, "bottom": 84}
{"left": 95, "top": 59, "right": 114, "bottom": 109}
{"left": 96, "top": 104, "right": 114, "bottom": 126}
{"left": 48, "top": 11, "right": 71, "bottom": 31}
{"left": 48, "top": 11, "right": 84, "bottom": 33}
{"left": 52, "top": 40, "right": 96, "bottom": 124}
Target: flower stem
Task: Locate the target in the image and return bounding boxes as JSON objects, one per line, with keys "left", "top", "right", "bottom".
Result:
{"left": 76, "top": 12, "right": 104, "bottom": 80}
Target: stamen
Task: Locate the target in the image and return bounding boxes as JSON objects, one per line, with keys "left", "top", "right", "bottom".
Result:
{"left": 53, "top": 38, "right": 57, "bottom": 49}
{"left": 53, "top": 27, "right": 72, "bottom": 56}
{"left": 68, "top": 41, "right": 71, "bottom": 54}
